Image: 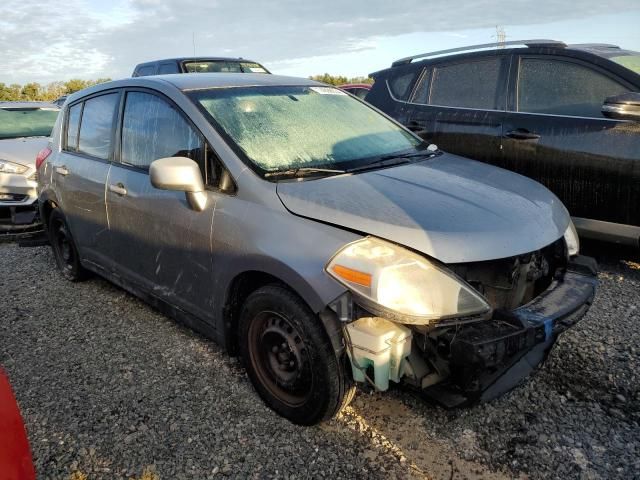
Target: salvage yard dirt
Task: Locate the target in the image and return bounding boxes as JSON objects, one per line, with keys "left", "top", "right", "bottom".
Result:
{"left": 1, "top": 241, "right": 638, "bottom": 479}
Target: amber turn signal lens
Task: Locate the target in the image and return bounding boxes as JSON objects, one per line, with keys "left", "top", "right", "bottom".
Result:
{"left": 331, "top": 264, "right": 372, "bottom": 287}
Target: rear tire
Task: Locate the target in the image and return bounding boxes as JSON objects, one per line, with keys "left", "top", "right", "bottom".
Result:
{"left": 239, "top": 285, "right": 355, "bottom": 425}
{"left": 48, "top": 209, "right": 88, "bottom": 282}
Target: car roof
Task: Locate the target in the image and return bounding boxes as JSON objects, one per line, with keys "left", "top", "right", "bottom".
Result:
{"left": 567, "top": 43, "right": 640, "bottom": 59}
{"left": 384, "top": 40, "right": 640, "bottom": 69}
{"left": 66, "top": 73, "right": 325, "bottom": 103}
{"left": 137, "top": 57, "right": 262, "bottom": 65}
{"left": 0, "top": 101, "right": 59, "bottom": 110}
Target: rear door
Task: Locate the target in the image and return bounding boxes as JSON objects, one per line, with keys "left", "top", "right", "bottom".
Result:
{"left": 52, "top": 91, "right": 120, "bottom": 267}
{"left": 406, "top": 55, "right": 509, "bottom": 163}
{"left": 105, "top": 89, "right": 218, "bottom": 320}
{"left": 502, "top": 54, "right": 640, "bottom": 227}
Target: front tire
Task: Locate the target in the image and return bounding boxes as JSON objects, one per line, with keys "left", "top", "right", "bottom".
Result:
{"left": 239, "top": 285, "right": 355, "bottom": 425}
{"left": 48, "top": 209, "right": 88, "bottom": 281}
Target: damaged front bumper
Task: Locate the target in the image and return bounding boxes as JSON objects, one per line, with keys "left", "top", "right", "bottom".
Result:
{"left": 423, "top": 257, "right": 597, "bottom": 407}
{"left": 341, "top": 256, "right": 598, "bottom": 407}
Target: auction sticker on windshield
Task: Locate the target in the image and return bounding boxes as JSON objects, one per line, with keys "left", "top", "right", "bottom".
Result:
{"left": 310, "top": 87, "right": 348, "bottom": 95}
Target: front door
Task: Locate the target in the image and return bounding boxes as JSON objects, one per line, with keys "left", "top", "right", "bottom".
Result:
{"left": 106, "top": 90, "right": 216, "bottom": 321}
{"left": 502, "top": 55, "right": 640, "bottom": 227}
{"left": 407, "top": 55, "right": 509, "bottom": 165}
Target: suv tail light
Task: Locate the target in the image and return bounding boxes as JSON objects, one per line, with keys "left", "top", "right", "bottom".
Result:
{"left": 35, "top": 148, "right": 52, "bottom": 170}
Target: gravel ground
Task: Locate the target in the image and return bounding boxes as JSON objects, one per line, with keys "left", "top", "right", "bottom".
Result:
{"left": 1, "top": 241, "right": 638, "bottom": 479}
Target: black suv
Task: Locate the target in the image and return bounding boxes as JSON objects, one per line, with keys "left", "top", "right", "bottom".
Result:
{"left": 132, "top": 57, "right": 270, "bottom": 77}
{"left": 367, "top": 40, "right": 640, "bottom": 246}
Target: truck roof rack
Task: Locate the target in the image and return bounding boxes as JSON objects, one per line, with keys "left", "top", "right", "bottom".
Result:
{"left": 391, "top": 39, "right": 567, "bottom": 67}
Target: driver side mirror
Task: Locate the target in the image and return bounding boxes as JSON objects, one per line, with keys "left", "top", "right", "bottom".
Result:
{"left": 602, "top": 92, "right": 640, "bottom": 121}
{"left": 149, "top": 157, "right": 207, "bottom": 211}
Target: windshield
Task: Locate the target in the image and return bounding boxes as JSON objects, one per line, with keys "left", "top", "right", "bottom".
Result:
{"left": 0, "top": 107, "right": 59, "bottom": 139}
{"left": 190, "top": 85, "right": 422, "bottom": 174}
{"left": 610, "top": 55, "right": 640, "bottom": 75}
{"left": 183, "top": 61, "right": 269, "bottom": 74}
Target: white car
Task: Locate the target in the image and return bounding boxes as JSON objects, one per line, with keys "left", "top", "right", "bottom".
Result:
{"left": 0, "top": 102, "right": 59, "bottom": 235}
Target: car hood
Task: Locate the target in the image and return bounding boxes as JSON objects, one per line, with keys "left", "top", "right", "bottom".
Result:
{"left": 0, "top": 137, "right": 49, "bottom": 168}
{"left": 276, "top": 154, "right": 570, "bottom": 264}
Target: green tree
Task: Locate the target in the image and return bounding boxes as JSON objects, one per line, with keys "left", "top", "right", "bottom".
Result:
{"left": 21, "top": 82, "right": 41, "bottom": 100}
{"left": 309, "top": 74, "right": 373, "bottom": 86}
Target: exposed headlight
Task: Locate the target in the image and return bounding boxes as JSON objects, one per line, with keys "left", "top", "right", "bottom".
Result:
{"left": 0, "top": 159, "right": 28, "bottom": 175}
{"left": 326, "top": 237, "right": 491, "bottom": 324}
{"left": 564, "top": 221, "right": 579, "bottom": 257}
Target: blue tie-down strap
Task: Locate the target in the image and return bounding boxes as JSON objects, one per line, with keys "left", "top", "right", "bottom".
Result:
{"left": 514, "top": 270, "right": 598, "bottom": 340}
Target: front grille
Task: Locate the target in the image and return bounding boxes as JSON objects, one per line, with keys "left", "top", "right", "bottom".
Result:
{"left": 449, "top": 239, "right": 566, "bottom": 311}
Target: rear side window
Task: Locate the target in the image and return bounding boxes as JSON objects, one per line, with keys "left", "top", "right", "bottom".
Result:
{"left": 517, "top": 58, "right": 629, "bottom": 118}
{"left": 136, "top": 65, "right": 155, "bottom": 77}
{"left": 65, "top": 103, "right": 82, "bottom": 151}
{"left": 158, "top": 62, "right": 179, "bottom": 74}
{"left": 388, "top": 71, "right": 418, "bottom": 101}
{"left": 77, "top": 93, "right": 119, "bottom": 160}
{"left": 121, "top": 91, "right": 203, "bottom": 170}
{"left": 428, "top": 57, "right": 505, "bottom": 109}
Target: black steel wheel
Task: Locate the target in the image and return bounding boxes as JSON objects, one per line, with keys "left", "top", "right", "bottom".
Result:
{"left": 239, "top": 285, "right": 355, "bottom": 425}
{"left": 48, "top": 209, "right": 88, "bottom": 281}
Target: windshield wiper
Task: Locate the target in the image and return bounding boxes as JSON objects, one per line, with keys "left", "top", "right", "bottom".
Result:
{"left": 264, "top": 167, "right": 345, "bottom": 179}
{"left": 347, "top": 148, "right": 441, "bottom": 174}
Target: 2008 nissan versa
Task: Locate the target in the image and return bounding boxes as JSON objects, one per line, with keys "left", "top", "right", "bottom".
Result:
{"left": 38, "top": 73, "right": 598, "bottom": 425}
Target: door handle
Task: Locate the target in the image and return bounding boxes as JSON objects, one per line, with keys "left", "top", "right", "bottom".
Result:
{"left": 55, "top": 166, "right": 69, "bottom": 176}
{"left": 108, "top": 183, "right": 127, "bottom": 196}
{"left": 505, "top": 129, "right": 540, "bottom": 140}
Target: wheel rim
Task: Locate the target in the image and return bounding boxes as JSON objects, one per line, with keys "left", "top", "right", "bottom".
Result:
{"left": 53, "top": 219, "right": 74, "bottom": 270}
{"left": 248, "top": 311, "right": 313, "bottom": 407}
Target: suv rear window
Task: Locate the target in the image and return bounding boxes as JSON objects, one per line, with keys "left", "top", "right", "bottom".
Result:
{"left": 77, "top": 93, "right": 119, "bottom": 160}
{"left": 428, "top": 57, "right": 505, "bottom": 109}
{"left": 517, "top": 58, "right": 628, "bottom": 118}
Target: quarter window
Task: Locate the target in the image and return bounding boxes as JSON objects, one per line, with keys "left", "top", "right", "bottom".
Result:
{"left": 66, "top": 103, "right": 82, "bottom": 151}
{"left": 77, "top": 93, "right": 119, "bottom": 160}
{"left": 388, "top": 71, "right": 417, "bottom": 101}
{"left": 517, "top": 58, "right": 628, "bottom": 118}
{"left": 121, "top": 91, "right": 203, "bottom": 170}
{"left": 428, "top": 57, "right": 505, "bottom": 109}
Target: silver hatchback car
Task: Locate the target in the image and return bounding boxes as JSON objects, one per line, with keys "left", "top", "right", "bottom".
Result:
{"left": 38, "top": 74, "right": 597, "bottom": 425}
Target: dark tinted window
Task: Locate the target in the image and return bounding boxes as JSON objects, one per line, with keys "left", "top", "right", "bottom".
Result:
{"left": 158, "top": 62, "right": 179, "bottom": 74}
{"left": 411, "top": 69, "right": 431, "bottom": 104}
{"left": 136, "top": 65, "right": 155, "bottom": 77}
{"left": 429, "top": 57, "right": 505, "bottom": 109}
{"left": 388, "top": 71, "right": 417, "bottom": 101}
{"left": 77, "top": 93, "right": 119, "bottom": 159}
{"left": 66, "top": 103, "right": 82, "bottom": 151}
{"left": 121, "top": 91, "right": 203, "bottom": 170}
{"left": 518, "top": 58, "right": 629, "bottom": 117}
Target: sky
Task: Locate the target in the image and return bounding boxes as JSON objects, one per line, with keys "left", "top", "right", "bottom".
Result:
{"left": 0, "top": 0, "right": 639, "bottom": 85}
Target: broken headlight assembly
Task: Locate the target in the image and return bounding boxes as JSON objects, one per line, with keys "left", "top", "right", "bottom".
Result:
{"left": 0, "top": 159, "right": 29, "bottom": 175}
{"left": 564, "top": 220, "right": 579, "bottom": 257}
{"left": 326, "top": 237, "right": 491, "bottom": 325}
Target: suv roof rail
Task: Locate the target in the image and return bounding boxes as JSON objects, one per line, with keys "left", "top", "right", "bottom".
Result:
{"left": 391, "top": 39, "right": 567, "bottom": 67}
{"left": 568, "top": 43, "right": 621, "bottom": 49}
